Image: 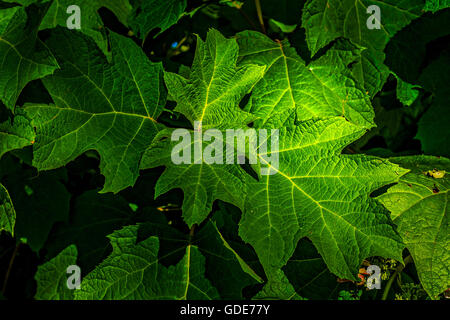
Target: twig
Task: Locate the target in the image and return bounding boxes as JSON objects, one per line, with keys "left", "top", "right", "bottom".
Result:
{"left": 381, "top": 255, "right": 413, "bottom": 300}
{"left": 254, "top": 0, "right": 266, "bottom": 34}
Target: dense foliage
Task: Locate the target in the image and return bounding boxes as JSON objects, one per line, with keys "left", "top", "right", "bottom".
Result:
{"left": 0, "top": 0, "right": 448, "bottom": 300}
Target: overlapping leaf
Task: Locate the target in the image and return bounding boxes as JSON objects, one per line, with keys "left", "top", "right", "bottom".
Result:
{"left": 252, "top": 269, "right": 303, "bottom": 300}
{"left": 239, "top": 115, "right": 407, "bottom": 283}
{"left": 141, "top": 29, "right": 265, "bottom": 227}
{"left": 43, "top": 190, "right": 135, "bottom": 272}
{"left": 0, "top": 108, "right": 35, "bottom": 159}
{"left": 143, "top": 29, "right": 408, "bottom": 294}
{"left": 137, "top": 208, "right": 264, "bottom": 299}
{"left": 377, "top": 156, "right": 449, "bottom": 299}
{"left": 25, "top": 29, "right": 166, "bottom": 193}
{"left": 164, "top": 29, "right": 264, "bottom": 129}
{"left": 385, "top": 9, "right": 450, "bottom": 85}
{"left": 1, "top": 1, "right": 447, "bottom": 302}
{"left": 196, "top": 212, "right": 264, "bottom": 299}
{"left": 129, "top": 0, "right": 187, "bottom": 39}
{"left": 0, "top": 4, "right": 58, "bottom": 110}
{"left": 302, "top": 0, "right": 424, "bottom": 96}
{"left": 75, "top": 224, "right": 219, "bottom": 300}
{"left": 237, "top": 31, "right": 374, "bottom": 129}
{"left": 416, "top": 52, "right": 450, "bottom": 157}
{"left": 283, "top": 238, "right": 346, "bottom": 300}
{"left": 39, "top": 0, "right": 132, "bottom": 55}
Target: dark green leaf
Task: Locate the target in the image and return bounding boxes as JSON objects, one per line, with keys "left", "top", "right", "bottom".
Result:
{"left": 34, "top": 245, "right": 78, "bottom": 300}
{"left": 0, "top": 4, "right": 58, "bottom": 110}
{"left": 0, "top": 183, "right": 15, "bottom": 235}
{"left": 129, "top": 0, "right": 187, "bottom": 39}
{"left": 75, "top": 224, "right": 220, "bottom": 300}
{"left": 43, "top": 190, "right": 135, "bottom": 273}
{"left": 25, "top": 29, "right": 166, "bottom": 193}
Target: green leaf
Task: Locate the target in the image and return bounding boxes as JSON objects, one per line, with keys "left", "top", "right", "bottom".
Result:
{"left": 219, "top": 0, "right": 244, "bottom": 8}
{"left": 137, "top": 208, "right": 262, "bottom": 299}
{"left": 269, "top": 19, "right": 297, "bottom": 33}
{"left": 252, "top": 269, "right": 303, "bottom": 300}
{"left": 141, "top": 127, "right": 251, "bottom": 227}
{"left": 99, "top": 0, "right": 132, "bottom": 27}
{"left": 424, "top": 0, "right": 450, "bottom": 12}
{"left": 385, "top": 9, "right": 450, "bottom": 85}
{"left": 237, "top": 31, "right": 374, "bottom": 129}
{"left": 75, "top": 224, "right": 220, "bottom": 300}
{"left": 5, "top": 0, "right": 132, "bottom": 52}
{"left": 34, "top": 245, "right": 78, "bottom": 300}
{"left": 141, "top": 29, "right": 265, "bottom": 227}
{"left": 40, "top": 0, "right": 132, "bottom": 56}
{"left": 207, "top": 202, "right": 265, "bottom": 281}
{"left": 43, "top": 190, "right": 135, "bottom": 273}
{"left": 416, "top": 97, "right": 449, "bottom": 158}
{"left": 416, "top": 52, "right": 450, "bottom": 158}
{"left": 129, "top": 0, "right": 187, "bottom": 39}
{"left": 377, "top": 156, "right": 449, "bottom": 299}
{"left": 0, "top": 4, "right": 58, "bottom": 110}
{"left": 394, "top": 75, "right": 421, "bottom": 107}
{"left": 4, "top": 0, "right": 132, "bottom": 24}
{"left": 0, "top": 108, "right": 35, "bottom": 159}
{"left": 283, "top": 238, "right": 345, "bottom": 300}
{"left": 3, "top": 168, "right": 70, "bottom": 251}
{"left": 165, "top": 29, "right": 264, "bottom": 130}
{"left": 0, "top": 183, "right": 15, "bottom": 235}
{"left": 239, "top": 115, "right": 407, "bottom": 282}
{"left": 302, "top": 0, "right": 424, "bottom": 96}
{"left": 196, "top": 216, "right": 263, "bottom": 299}
{"left": 1, "top": 0, "right": 37, "bottom": 5}
{"left": 25, "top": 29, "right": 166, "bottom": 193}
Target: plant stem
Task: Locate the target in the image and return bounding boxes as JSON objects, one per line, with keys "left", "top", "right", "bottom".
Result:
{"left": 188, "top": 225, "right": 196, "bottom": 243}
{"left": 1, "top": 242, "right": 21, "bottom": 295}
{"left": 254, "top": 0, "right": 266, "bottom": 34}
{"left": 381, "top": 255, "right": 413, "bottom": 300}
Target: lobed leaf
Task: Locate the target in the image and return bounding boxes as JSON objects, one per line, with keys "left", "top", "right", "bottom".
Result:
{"left": 302, "top": 0, "right": 424, "bottom": 96}
{"left": 75, "top": 224, "right": 220, "bottom": 300}
{"left": 25, "top": 29, "right": 166, "bottom": 193}
{"left": 0, "top": 4, "right": 58, "bottom": 110}
{"left": 239, "top": 115, "right": 407, "bottom": 282}
{"left": 377, "top": 156, "right": 449, "bottom": 299}
{"left": 142, "top": 29, "right": 265, "bottom": 227}
{"left": 237, "top": 31, "right": 374, "bottom": 128}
